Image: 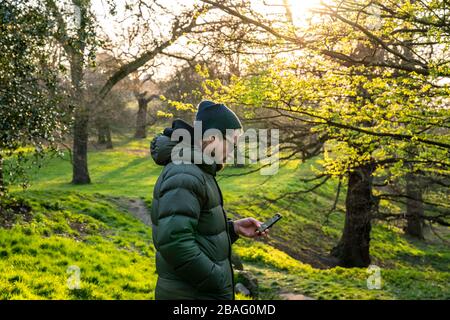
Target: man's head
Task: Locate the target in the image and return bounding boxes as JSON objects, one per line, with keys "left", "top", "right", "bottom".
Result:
{"left": 195, "top": 100, "right": 243, "bottom": 164}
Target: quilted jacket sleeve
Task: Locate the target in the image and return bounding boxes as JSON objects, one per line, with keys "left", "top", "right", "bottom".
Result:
{"left": 227, "top": 219, "right": 240, "bottom": 244}
{"left": 154, "top": 167, "right": 226, "bottom": 292}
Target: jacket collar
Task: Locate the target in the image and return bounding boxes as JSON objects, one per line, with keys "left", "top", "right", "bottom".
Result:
{"left": 190, "top": 144, "right": 220, "bottom": 176}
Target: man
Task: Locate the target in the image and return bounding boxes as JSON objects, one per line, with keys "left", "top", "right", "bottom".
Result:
{"left": 150, "top": 100, "right": 268, "bottom": 300}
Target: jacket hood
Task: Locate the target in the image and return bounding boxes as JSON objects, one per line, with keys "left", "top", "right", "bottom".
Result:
{"left": 150, "top": 119, "right": 222, "bottom": 175}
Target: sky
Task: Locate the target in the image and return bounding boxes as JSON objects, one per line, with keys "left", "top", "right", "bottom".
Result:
{"left": 89, "top": 0, "right": 323, "bottom": 81}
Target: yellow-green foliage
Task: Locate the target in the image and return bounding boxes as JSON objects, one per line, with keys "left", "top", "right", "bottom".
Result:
{"left": 235, "top": 293, "right": 252, "bottom": 300}
{"left": 234, "top": 241, "right": 314, "bottom": 273}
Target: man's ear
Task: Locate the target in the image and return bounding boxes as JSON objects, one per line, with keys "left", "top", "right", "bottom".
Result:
{"left": 202, "top": 136, "right": 215, "bottom": 149}
{"left": 206, "top": 135, "right": 216, "bottom": 143}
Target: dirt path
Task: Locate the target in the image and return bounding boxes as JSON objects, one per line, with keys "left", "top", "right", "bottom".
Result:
{"left": 279, "top": 292, "right": 315, "bottom": 300}
{"left": 109, "top": 197, "right": 152, "bottom": 226}
{"left": 127, "top": 198, "right": 152, "bottom": 226}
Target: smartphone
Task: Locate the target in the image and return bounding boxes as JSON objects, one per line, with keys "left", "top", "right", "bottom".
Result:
{"left": 257, "top": 213, "right": 282, "bottom": 233}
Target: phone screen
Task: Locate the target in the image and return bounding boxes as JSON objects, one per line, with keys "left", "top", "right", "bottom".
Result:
{"left": 257, "top": 213, "right": 282, "bottom": 233}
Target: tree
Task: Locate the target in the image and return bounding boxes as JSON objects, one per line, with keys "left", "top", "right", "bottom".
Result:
{"left": 191, "top": 0, "right": 449, "bottom": 267}
{"left": 127, "top": 70, "right": 160, "bottom": 139}
{"left": 44, "top": 0, "right": 98, "bottom": 184}
{"left": 0, "top": 0, "right": 67, "bottom": 197}
{"left": 44, "top": 0, "right": 210, "bottom": 184}
{"left": 133, "top": 92, "right": 159, "bottom": 139}
{"left": 85, "top": 53, "right": 133, "bottom": 148}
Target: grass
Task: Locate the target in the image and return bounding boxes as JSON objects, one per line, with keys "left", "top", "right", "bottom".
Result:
{"left": 0, "top": 192, "right": 156, "bottom": 299}
{"left": 2, "top": 127, "right": 449, "bottom": 300}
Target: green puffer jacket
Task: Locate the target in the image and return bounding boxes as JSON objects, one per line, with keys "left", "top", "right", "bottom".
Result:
{"left": 150, "top": 126, "right": 240, "bottom": 300}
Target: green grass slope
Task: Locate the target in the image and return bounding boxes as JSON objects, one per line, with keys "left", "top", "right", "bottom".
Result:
{"left": 0, "top": 192, "right": 156, "bottom": 299}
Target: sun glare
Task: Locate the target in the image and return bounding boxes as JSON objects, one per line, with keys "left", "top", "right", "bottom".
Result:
{"left": 288, "top": 0, "right": 323, "bottom": 26}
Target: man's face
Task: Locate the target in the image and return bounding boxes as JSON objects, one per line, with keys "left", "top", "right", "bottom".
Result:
{"left": 202, "top": 129, "right": 242, "bottom": 164}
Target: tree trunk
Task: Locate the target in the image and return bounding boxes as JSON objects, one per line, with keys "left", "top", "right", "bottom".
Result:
{"left": 104, "top": 122, "right": 113, "bottom": 149}
{"left": 97, "top": 121, "right": 107, "bottom": 144}
{"left": 72, "top": 111, "right": 91, "bottom": 184}
{"left": 134, "top": 97, "right": 149, "bottom": 139}
{"left": 331, "top": 164, "right": 374, "bottom": 267}
{"left": 97, "top": 120, "right": 113, "bottom": 149}
{"left": 0, "top": 153, "right": 5, "bottom": 198}
{"left": 70, "top": 53, "right": 91, "bottom": 185}
{"left": 405, "top": 172, "right": 424, "bottom": 239}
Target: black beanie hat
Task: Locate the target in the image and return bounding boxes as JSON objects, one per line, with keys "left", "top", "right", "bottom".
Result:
{"left": 195, "top": 100, "right": 242, "bottom": 135}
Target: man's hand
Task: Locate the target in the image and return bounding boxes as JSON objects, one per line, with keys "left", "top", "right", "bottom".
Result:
{"left": 233, "top": 218, "right": 269, "bottom": 239}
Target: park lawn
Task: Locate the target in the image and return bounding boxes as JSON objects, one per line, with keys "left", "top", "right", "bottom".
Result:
{"left": 0, "top": 192, "right": 156, "bottom": 299}
{"left": 2, "top": 132, "right": 449, "bottom": 300}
